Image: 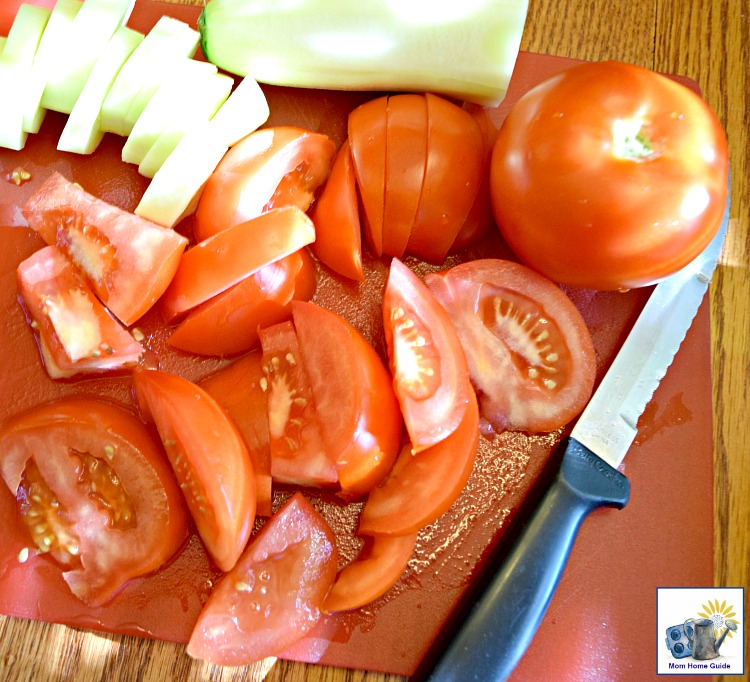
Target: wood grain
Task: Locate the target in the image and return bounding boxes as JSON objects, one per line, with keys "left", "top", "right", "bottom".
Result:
{"left": 1, "top": 1, "right": 748, "bottom": 681}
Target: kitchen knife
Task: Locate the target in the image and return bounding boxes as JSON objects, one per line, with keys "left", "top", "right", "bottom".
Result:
{"left": 422, "top": 186, "right": 730, "bottom": 682}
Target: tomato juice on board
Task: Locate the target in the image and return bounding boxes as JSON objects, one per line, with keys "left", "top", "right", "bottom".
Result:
{"left": 0, "top": 4, "right": 714, "bottom": 677}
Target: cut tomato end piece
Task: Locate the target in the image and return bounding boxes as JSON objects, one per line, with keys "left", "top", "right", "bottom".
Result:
{"left": 132, "top": 368, "right": 256, "bottom": 572}
{"left": 348, "top": 96, "right": 387, "bottom": 257}
{"left": 198, "top": 352, "right": 273, "bottom": 517}
{"left": 310, "top": 139, "right": 364, "bottom": 281}
{"left": 187, "top": 492, "right": 338, "bottom": 667}
{"left": 359, "top": 389, "right": 479, "bottom": 536}
{"left": 167, "top": 249, "right": 317, "bottom": 357}
{"left": 159, "top": 206, "right": 316, "bottom": 322}
{"left": 384, "top": 258, "right": 471, "bottom": 452}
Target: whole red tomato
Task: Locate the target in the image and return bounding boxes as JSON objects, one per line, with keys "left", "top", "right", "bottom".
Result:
{"left": 490, "top": 61, "right": 729, "bottom": 290}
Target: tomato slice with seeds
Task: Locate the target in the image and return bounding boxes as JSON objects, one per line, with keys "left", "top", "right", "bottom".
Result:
{"left": 322, "top": 531, "right": 417, "bottom": 613}
{"left": 187, "top": 492, "right": 338, "bottom": 666}
{"left": 259, "top": 320, "right": 337, "bottom": 487}
{"left": 198, "top": 352, "right": 273, "bottom": 517}
{"left": 194, "top": 126, "right": 336, "bottom": 242}
{"left": 159, "top": 206, "right": 315, "bottom": 322}
{"left": 0, "top": 396, "right": 189, "bottom": 606}
{"left": 167, "top": 248, "right": 317, "bottom": 357}
{"left": 309, "top": 139, "right": 364, "bottom": 281}
{"left": 132, "top": 368, "right": 256, "bottom": 573}
{"left": 424, "top": 259, "right": 597, "bottom": 434}
{"left": 291, "top": 300, "right": 402, "bottom": 499}
{"left": 22, "top": 172, "right": 188, "bottom": 326}
{"left": 383, "top": 258, "right": 471, "bottom": 452}
{"left": 359, "top": 389, "right": 479, "bottom": 536}
{"left": 406, "top": 93, "right": 484, "bottom": 264}
{"left": 381, "top": 94, "right": 428, "bottom": 259}
{"left": 348, "top": 96, "right": 388, "bottom": 257}
{"left": 17, "top": 245, "right": 144, "bottom": 379}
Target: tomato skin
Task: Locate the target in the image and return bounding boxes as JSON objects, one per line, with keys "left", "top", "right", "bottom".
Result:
{"left": 159, "top": 206, "right": 315, "bottom": 322}
{"left": 322, "top": 531, "right": 417, "bottom": 613}
{"left": 309, "top": 139, "right": 364, "bottom": 281}
{"left": 186, "top": 492, "right": 338, "bottom": 666}
{"left": 0, "top": 396, "right": 190, "bottom": 606}
{"left": 425, "top": 259, "right": 596, "bottom": 434}
{"left": 291, "top": 300, "right": 402, "bottom": 499}
{"left": 359, "top": 389, "right": 479, "bottom": 536}
{"left": 490, "top": 61, "right": 729, "bottom": 290}
{"left": 132, "top": 369, "right": 256, "bottom": 573}
{"left": 194, "top": 126, "right": 336, "bottom": 242}
{"left": 383, "top": 258, "right": 471, "bottom": 452}
{"left": 22, "top": 173, "right": 188, "bottom": 325}
{"left": 167, "top": 249, "right": 317, "bottom": 357}
{"left": 17, "top": 246, "right": 144, "bottom": 379}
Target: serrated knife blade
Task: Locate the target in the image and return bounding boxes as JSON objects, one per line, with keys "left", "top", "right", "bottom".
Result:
{"left": 421, "top": 183, "right": 730, "bottom": 682}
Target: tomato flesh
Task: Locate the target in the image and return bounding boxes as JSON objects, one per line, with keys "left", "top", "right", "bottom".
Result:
{"left": 133, "top": 369, "right": 256, "bottom": 573}
{"left": 22, "top": 172, "right": 188, "bottom": 325}
{"left": 425, "top": 259, "right": 596, "bottom": 434}
{"left": 167, "top": 248, "right": 317, "bottom": 357}
{"left": 384, "top": 258, "right": 471, "bottom": 452}
{"left": 194, "top": 126, "right": 336, "bottom": 242}
{"left": 0, "top": 396, "right": 189, "bottom": 606}
{"left": 186, "top": 492, "right": 338, "bottom": 666}
{"left": 17, "top": 245, "right": 144, "bottom": 379}
{"left": 490, "top": 61, "right": 729, "bottom": 290}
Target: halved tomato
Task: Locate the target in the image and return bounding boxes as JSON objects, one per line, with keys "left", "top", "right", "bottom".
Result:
{"left": 309, "top": 139, "right": 364, "bottom": 281}
{"left": 348, "top": 96, "right": 388, "bottom": 257}
{"left": 132, "top": 368, "right": 256, "bottom": 572}
{"left": 198, "top": 352, "right": 273, "bottom": 517}
{"left": 22, "top": 172, "right": 188, "bottom": 326}
{"left": 187, "top": 492, "right": 338, "bottom": 667}
{"left": 0, "top": 396, "right": 189, "bottom": 606}
{"left": 405, "top": 94, "right": 484, "bottom": 263}
{"left": 259, "top": 320, "right": 336, "bottom": 487}
{"left": 167, "top": 249, "right": 317, "bottom": 357}
{"left": 291, "top": 300, "right": 402, "bottom": 499}
{"left": 322, "top": 531, "right": 417, "bottom": 613}
{"left": 359, "top": 389, "right": 479, "bottom": 536}
{"left": 381, "top": 94, "right": 427, "bottom": 259}
{"left": 17, "top": 245, "right": 143, "bottom": 379}
{"left": 383, "top": 258, "right": 471, "bottom": 452}
{"left": 159, "top": 206, "right": 315, "bottom": 322}
{"left": 424, "top": 259, "right": 597, "bottom": 434}
{"left": 194, "top": 126, "right": 336, "bottom": 242}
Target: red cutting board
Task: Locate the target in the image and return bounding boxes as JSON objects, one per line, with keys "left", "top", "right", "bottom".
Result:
{"left": 0, "top": 3, "right": 713, "bottom": 680}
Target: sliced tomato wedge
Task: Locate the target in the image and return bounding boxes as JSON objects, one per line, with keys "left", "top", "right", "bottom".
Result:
{"left": 194, "top": 126, "right": 336, "bottom": 242}
{"left": 167, "top": 249, "right": 317, "bottom": 357}
{"left": 132, "top": 368, "right": 256, "bottom": 573}
{"left": 22, "top": 172, "right": 188, "bottom": 326}
{"left": 309, "top": 139, "right": 364, "bottom": 281}
{"left": 159, "top": 206, "right": 315, "bottom": 322}
{"left": 383, "top": 258, "right": 471, "bottom": 452}
{"left": 17, "top": 245, "right": 143, "bottom": 379}
{"left": 186, "top": 492, "right": 338, "bottom": 666}
{"left": 359, "top": 389, "right": 479, "bottom": 536}
{"left": 259, "top": 320, "right": 336, "bottom": 487}
{"left": 348, "top": 96, "right": 388, "bottom": 257}
{"left": 198, "top": 352, "right": 273, "bottom": 517}
{"left": 381, "top": 94, "right": 427, "bottom": 259}
{"left": 322, "top": 531, "right": 417, "bottom": 613}
{"left": 406, "top": 94, "right": 484, "bottom": 264}
{"left": 424, "top": 259, "right": 597, "bottom": 434}
{"left": 0, "top": 396, "right": 189, "bottom": 606}
{"left": 291, "top": 300, "right": 402, "bottom": 499}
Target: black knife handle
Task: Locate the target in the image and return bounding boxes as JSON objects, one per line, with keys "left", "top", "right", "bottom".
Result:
{"left": 422, "top": 438, "right": 630, "bottom": 682}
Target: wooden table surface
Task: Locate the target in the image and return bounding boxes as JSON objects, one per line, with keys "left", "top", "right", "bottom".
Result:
{"left": 1, "top": 1, "right": 748, "bottom": 681}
